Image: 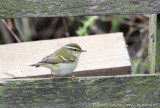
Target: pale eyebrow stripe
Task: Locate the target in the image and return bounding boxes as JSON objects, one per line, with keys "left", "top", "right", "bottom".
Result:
{"left": 64, "top": 46, "right": 79, "bottom": 49}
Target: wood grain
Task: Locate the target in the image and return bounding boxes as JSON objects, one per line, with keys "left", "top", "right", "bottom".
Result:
{"left": 0, "top": 33, "right": 131, "bottom": 78}
{"left": 0, "top": 74, "right": 160, "bottom": 107}
{"left": 149, "top": 14, "right": 160, "bottom": 73}
{"left": 0, "top": 0, "right": 160, "bottom": 18}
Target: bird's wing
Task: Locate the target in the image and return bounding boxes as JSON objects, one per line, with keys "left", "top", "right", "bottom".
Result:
{"left": 39, "top": 54, "right": 74, "bottom": 64}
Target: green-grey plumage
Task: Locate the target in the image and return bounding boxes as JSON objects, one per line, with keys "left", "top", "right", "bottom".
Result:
{"left": 31, "top": 43, "right": 86, "bottom": 77}
{"left": 65, "top": 43, "right": 81, "bottom": 50}
{"left": 31, "top": 43, "right": 85, "bottom": 67}
{"left": 31, "top": 46, "right": 76, "bottom": 67}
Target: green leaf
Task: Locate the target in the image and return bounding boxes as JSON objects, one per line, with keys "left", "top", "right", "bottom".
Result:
{"left": 14, "top": 18, "right": 31, "bottom": 41}
{"left": 128, "top": 59, "right": 148, "bottom": 67}
{"left": 14, "top": 19, "right": 26, "bottom": 41}
{"left": 76, "top": 16, "right": 98, "bottom": 36}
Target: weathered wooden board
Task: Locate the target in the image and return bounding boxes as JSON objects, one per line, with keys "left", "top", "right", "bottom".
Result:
{"left": 0, "top": 0, "right": 160, "bottom": 18}
{"left": 0, "top": 33, "right": 131, "bottom": 78}
{"left": 0, "top": 74, "right": 160, "bottom": 107}
{"left": 149, "top": 14, "right": 160, "bottom": 73}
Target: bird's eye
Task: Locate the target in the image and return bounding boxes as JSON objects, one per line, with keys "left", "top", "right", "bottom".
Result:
{"left": 69, "top": 48, "right": 77, "bottom": 51}
{"left": 73, "top": 49, "right": 77, "bottom": 51}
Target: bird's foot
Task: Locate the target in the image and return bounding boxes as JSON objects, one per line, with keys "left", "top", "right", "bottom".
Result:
{"left": 51, "top": 74, "right": 55, "bottom": 79}
{"left": 72, "top": 75, "right": 76, "bottom": 81}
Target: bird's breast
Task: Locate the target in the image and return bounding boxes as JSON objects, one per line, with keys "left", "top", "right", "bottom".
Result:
{"left": 51, "top": 60, "right": 78, "bottom": 76}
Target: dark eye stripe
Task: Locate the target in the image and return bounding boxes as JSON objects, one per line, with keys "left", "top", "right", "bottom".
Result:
{"left": 69, "top": 48, "right": 78, "bottom": 51}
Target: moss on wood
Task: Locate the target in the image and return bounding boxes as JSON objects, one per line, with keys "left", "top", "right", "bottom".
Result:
{"left": 0, "top": 0, "right": 160, "bottom": 18}
{"left": 149, "top": 14, "right": 160, "bottom": 73}
{"left": 0, "top": 75, "right": 160, "bottom": 107}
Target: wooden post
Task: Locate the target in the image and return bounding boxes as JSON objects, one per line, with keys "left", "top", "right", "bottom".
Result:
{"left": 149, "top": 14, "right": 160, "bottom": 73}
{"left": 0, "top": 74, "right": 160, "bottom": 107}
{"left": 0, "top": 0, "right": 160, "bottom": 18}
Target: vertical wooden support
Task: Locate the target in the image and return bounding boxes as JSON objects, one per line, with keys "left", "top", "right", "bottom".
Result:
{"left": 149, "top": 14, "right": 160, "bottom": 73}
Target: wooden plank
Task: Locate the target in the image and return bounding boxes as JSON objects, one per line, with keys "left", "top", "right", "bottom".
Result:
{"left": 0, "top": 0, "right": 160, "bottom": 18}
{"left": 149, "top": 14, "right": 160, "bottom": 73}
{"left": 0, "top": 74, "right": 160, "bottom": 107}
{"left": 0, "top": 33, "right": 131, "bottom": 78}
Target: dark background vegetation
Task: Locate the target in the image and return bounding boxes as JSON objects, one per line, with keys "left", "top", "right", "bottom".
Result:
{"left": 0, "top": 15, "right": 149, "bottom": 74}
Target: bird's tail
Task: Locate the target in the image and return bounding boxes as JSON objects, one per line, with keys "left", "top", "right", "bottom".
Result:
{"left": 30, "top": 62, "right": 46, "bottom": 67}
{"left": 29, "top": 63, "right": 40, "bottom": 67}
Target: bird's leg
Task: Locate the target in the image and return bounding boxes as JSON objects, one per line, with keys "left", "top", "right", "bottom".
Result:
{"left": 51, "top": 74, "right": 55, "bottom": 79}
{"left": 51, "top": 71, "right": 55, "bottom": 79}
{"left": 72, "top": 75, "right": 76, "bottom": 81}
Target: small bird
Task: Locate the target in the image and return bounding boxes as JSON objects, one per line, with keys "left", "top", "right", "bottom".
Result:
{"left": 31, "top": 43, "right": 86, "bottom": 81}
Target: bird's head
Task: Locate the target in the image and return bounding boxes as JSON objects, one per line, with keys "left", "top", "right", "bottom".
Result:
{"left": 64, "top": 43, "right": 86, "bottom": 58}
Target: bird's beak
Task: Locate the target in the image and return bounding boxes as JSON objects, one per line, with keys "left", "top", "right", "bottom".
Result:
{"left": 80, "top": 49, "right": 86, "bottom": 52}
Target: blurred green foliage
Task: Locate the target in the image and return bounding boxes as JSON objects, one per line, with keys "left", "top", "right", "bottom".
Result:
{"left": 76, "top": 16, "right": 98, "bottom": 36}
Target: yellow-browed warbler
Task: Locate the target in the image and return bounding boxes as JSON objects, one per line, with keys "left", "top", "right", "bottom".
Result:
{"left": 31, "top": 43, "right": 86, "bottom": 81}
